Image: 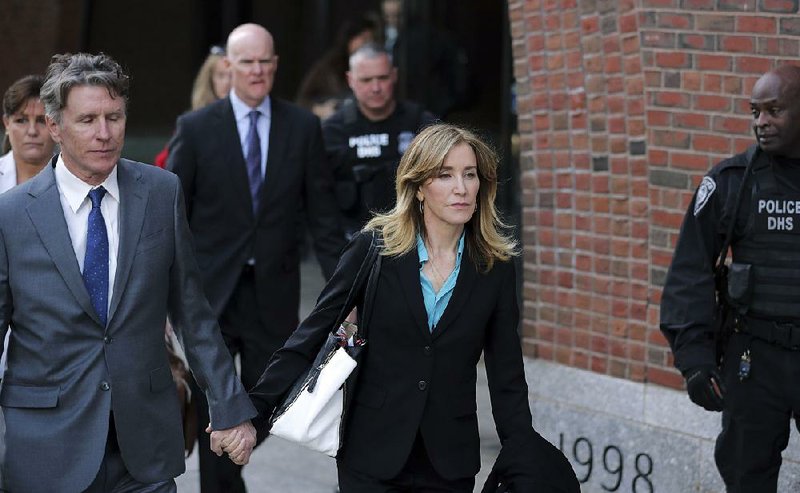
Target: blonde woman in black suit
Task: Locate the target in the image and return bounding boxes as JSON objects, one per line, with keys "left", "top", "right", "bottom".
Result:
{"left": 251, "top": 123, "right": 578, "bottom": 492}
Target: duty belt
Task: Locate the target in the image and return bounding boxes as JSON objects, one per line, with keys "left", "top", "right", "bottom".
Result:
{"left": 742, "top": 316, "right": 800, "bottom": 350}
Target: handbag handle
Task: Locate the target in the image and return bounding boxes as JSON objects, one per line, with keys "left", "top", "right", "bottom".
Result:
{"left": 331, "top": 231, "right": 382, "bottom": 339}
{"left": 357, "top": 248, "right": 383, "bottom": 342}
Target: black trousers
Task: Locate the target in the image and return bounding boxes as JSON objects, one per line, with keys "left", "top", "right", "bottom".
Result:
{"left": 715, "top": 333, "right": 800, "bottom": 493}
{"left": 84, "top": 415, "right": 176, "bottom": 493}
{"left": 195, "top": 266, "right": 282, "bottom": 493}
{"left": 337, "top": 432, "right": 475, "bottom": 493}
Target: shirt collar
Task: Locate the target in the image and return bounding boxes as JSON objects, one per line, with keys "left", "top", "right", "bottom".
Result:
{"left": 229, "top": 90, "right": 271, "bottom": 123}
{"left": 416, "top": 231, "right": 465, "bottom": 266}
{"left": 54, "top": 154, "right": 120, "bottom": 213}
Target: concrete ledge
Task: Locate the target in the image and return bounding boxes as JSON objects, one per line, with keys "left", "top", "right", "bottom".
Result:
{"left": 525, "top": 359, "right": 800, "bottom": 492}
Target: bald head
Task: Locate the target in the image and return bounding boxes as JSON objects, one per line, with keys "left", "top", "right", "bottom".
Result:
{"left": 225, "top": 23, "right": 278, "bottom": 107}
{"left": 751, "top": 64, "right": 800, "bottom": 158}
{"left": 226, "top": 24, "right": 273, "bottom": 57}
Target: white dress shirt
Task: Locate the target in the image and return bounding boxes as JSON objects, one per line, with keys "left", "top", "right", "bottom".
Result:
{"left": 230, "top": 90, "right": 271, "bottom": 179}
{"left": 0, "top": 151, "right": 18, "bottom": 194}
{"left": 54, "top": 155, "right": 120, "bottom": 310}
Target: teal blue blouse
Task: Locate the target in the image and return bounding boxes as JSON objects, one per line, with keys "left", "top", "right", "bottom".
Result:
{"left": 417, "top": 232, "right": 465, "bottom": 331}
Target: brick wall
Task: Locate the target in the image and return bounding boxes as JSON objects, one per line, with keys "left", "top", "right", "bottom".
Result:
{"left": 509, "top": 0, "right": 800, "bottom": 390}
{"left": 0, "top": 0, "right": 83, "bottom": 95}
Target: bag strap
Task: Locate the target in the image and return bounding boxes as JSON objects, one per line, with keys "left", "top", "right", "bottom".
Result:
{"left": 358, "top": 245, "right": 383, "bottom": 342}
{"left": 714, "top": 145, "right": 758, "bottom": 274}
{"left": 331, "top": 231, "right": 381, "bottom": 335}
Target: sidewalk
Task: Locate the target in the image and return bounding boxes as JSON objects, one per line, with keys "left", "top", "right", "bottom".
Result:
{"left": 176, "top": 258, "right": 500, "bottom": 492}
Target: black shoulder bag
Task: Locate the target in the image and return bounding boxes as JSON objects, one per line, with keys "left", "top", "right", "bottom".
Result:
{"left": 268, "top": 232, "right": 382, "bottom": 457}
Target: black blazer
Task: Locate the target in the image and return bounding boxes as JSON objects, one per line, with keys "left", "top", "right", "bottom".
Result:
{"left": 251, "top": 231, "right": 534, "bottom": 480}
{"left": 167, "top": 97, "right": 344, "bottom": 338}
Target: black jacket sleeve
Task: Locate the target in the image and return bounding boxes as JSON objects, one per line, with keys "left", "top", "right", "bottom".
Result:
{"left": 659, "top": 155, "right": 747, "bottom": 371}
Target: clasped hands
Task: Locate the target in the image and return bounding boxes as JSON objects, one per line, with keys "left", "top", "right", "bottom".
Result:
{"left": 206, "top": 420, "right": 257, "bottom": 465}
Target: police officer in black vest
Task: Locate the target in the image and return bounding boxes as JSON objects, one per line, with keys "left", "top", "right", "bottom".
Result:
{"left": 322, "top": 43, "right": 435, "bottom": 240}
{"left": 661, "top": 65, "right": 800, "bottom": 492}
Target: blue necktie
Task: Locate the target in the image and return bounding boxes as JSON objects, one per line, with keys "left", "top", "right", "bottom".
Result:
{"left": 83, "top": 187, "right": 109, "bottom": 326}
{"left": 246, "top": 110, "right": 263, "bottom": 213}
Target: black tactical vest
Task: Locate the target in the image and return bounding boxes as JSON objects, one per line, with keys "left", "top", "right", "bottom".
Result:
{"left": 731, "top": 157, "right": 800, "bottom": 319}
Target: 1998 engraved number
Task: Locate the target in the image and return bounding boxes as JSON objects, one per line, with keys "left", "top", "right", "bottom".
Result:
{"left": 559, "top": 433, "right": 654, "bottom": 493}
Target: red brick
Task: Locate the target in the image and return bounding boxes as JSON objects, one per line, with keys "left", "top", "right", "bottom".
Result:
{"left": 682, "top": 71, "right": 703, "bottom": 91}
{"left": 671, "top": 152, "right": 711, "bottom": 171}
{"left": 737, "top": 16, "right": 777, "bottom": 33}
{"left": 627, "top": 97, "right": 645, "bottom": 116}
{"left": 582, "top": 16, "right": 599, "bottom": 34}
{"left": 652, "top": 129, "right": 691, "bottom": 148}
{"left": 657, "top": 12, "right": 692, "bottom": 29}
{"left": 674, "top": 113, "right": 708, "bottom": 130}
{"left": 679, "top": 33, "right": 715, "bottom": 51}
{"left": 652, "top": 91, "right": 691, "bottom": 108}
{"left": 760, "top": 0, "right": 799, "bottom": 13}
{"left": 696, "top": 14, "right": 736, "bottom": 31}
{"left": 545, "top": 13, "right": 561, "bottom": 30}
{"left": 694, "top": 134, "right": 731, "bottom": 153}
{"left": 607, "top": 76, "right": 625, "bottom": 94}
{"left": 694, "top": 94, "right": 731, "bottom": 112}
{"left": 601, "top": 54, "right": 621, "bottom": 74}
{"left": 652, "top": 210, "right": 685, "bottom": 229}
{"left": 696, "top": 54, "right": 733, "bottom": 71}
{"left": 572, "top": 351, "right": 590, "bottom": 370}
{"left": 735, "top": 56, "right": 772, "bottom": 74}
{"left": 590, "top": 356, "right": 608, "bottom": 374}
{"left": 713, "top": 115, "right": 752, "bottom": 134}
{"left": 656, "top": 52, "right": 692, "bottom": 68}
{"left": 620, "top": 13, "right": 638, "bottom": 33}
{"left": 720, "top": 35, "right": 756, "bottom": 53}
{"left": 647, "top": 110, "right": 671, "bottom": 126}
{"left": 622, "top": 34, "right": 640, "bottom": 54}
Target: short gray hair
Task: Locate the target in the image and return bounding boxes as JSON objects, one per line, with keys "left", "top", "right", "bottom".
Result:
{"left": 348, "top": 42, "right": 391, "bottom": 71}
{"left": 40, "top": 53, "right": 130, "bottom": 124}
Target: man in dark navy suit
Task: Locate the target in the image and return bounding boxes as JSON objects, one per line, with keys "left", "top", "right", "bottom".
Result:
{"left": 168, "top": 23, "right": 344, "bottom": 492}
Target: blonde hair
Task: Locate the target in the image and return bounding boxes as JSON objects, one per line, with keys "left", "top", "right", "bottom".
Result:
{"left": 190, "top": 53, "right": 225, "bottom": 110}
{"left": 365, "top": 123, "right": 518, "bottom": 272}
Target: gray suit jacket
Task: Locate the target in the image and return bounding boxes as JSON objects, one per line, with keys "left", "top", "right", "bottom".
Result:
{"left": 0, "top": 159, "right": 256, "bottom": 493}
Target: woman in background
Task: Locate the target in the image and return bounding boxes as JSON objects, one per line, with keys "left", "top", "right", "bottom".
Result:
{"left": 154, "top": 46, "right": 231, "bottom": 167}
{"left": 190, "top": 45, "right": 232, "bottom": 110}
{"left": 0, "top": 73, "right": 57, "bottom": 492}
{"left": 251, "top": 123, "right": 578, "bottom": 492}
{"left": 1, "top": 75, "right": 56, "bottom": 191}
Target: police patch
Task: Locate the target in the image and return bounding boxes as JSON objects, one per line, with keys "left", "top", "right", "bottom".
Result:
{"left": 693, "top": 176, "right": 716, "bottom": 216}
{"left": 398, "top": 131, "right": 414, "bottom": 154}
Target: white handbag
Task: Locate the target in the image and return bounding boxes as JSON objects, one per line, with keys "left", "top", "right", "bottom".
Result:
{"left": 269, "top": 334, "right": 359, "bottom": 456}
{"left": 268, "top": 233, "right": 382, "bottom": 457}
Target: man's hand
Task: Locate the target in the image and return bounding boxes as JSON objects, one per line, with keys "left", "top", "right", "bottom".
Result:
{"left": 206, "top": 420, "right": 257, "bottom": 465}
{"left": 683, "top": 365, "right": 726, "bottom": 412}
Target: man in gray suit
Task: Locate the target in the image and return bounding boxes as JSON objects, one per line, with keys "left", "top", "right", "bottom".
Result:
{"left": 0, "top": 53, "right": 257, "bottom": 493}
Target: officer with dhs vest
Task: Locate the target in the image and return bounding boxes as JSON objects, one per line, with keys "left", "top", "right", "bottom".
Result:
{"left": 322, "top": 43, "right": 435, "bottom": 239}
{"left": 661, "top": 65, "right": 800, "bottom": 492}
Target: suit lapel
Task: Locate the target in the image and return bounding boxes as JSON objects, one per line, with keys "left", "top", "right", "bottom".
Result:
{"left": 396, "top": 250, "right": 432, "bottom": 341}
{"left": 25, "top": 163, "right": 100, "bottom": 325}
{"left": 107, "top": 160, "right": 148, "bottom": 326}
{"left": 258, "top": 99, "right": 288, "bottom": 216}
{"left": 218, "top": 99, "right": 256, "bottom": 217}
{"left": 431, "top": 255, "right": 477, "bottom": 340}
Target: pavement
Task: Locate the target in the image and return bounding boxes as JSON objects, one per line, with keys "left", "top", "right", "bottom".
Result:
{"left": 176, "top": 258, "right": 501, "bottom": 492}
